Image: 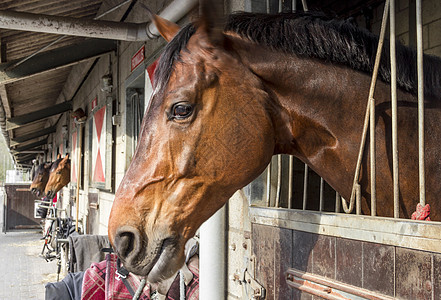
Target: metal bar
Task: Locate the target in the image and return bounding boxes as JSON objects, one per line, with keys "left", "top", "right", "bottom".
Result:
{"left": 0, "top": 10, "right": 148, "bottom": 41}
{"left": 356, "top": 185, "right": 362, "bottom": 215}
{"left": 344, "top": 0, "right": 390, "bottom": 214}
{"left": 275, "top": 155, "right": 282, "bottom": 207}
{"left": 319, "top": 177, "right": 324, "bottom": 212}
{"left": 37, "top": 205, "right": 52, "bottom": 209}
{"left": 390, "top": 0, "right": 399, "bottom": 218}
{"left": 292, "top": 0, "right": 297, "bottom": 12}
{"left": 416, "top": 0, "right": 425, "bottom": 206}
{"left": 286, "top": 269, "right": 395, "bottom": 300}
{"left": 369, "top": 74, "right": 377, "bottom": 216}
{"left": 95, "top": 0, "right": 133, "bottom": 19}
{"left": 288, "top": 156, "right": 294, "bottom": 209}
{"left": 0, "top": 39, "right": 117, "bottom": 85}
{"left": 6, "top": 101, "right": 72, "bottom": 130}
{"left": 146, "top": 0, "right": 199, "bottom": 38}
{"left": 6, "top": 36, "right": 67, "bottom": 72}
{"left": 301, "top": 0, "right": 308, "bottom": 11}
{"left": 302, "top": 164, "right": 308, "bottom": 210}
{"left": 335, "top": 192, "right": 341, "bottom": 213}
{"left": 75, "top": 123, "right": 83, "bottom": 232}
{"left": 265, "top": 163, "right": 272, "bottom": 207}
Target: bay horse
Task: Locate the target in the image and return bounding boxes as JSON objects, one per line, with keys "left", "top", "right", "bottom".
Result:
{"left": 30, "top": 162, "right": 52, "bottom": 197}
{"left": 108, "top": 2, "right": 441, "bottom": 283}
{"left": 45, "top": 154, "right": 71, "bottom": 199}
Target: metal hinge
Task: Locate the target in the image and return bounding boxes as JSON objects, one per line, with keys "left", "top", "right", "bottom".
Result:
{"left": 238, "top": 255, "right": 266, "bottom": 300}
{"left": 242, "top": 269, "right": 266, "bottom": 299}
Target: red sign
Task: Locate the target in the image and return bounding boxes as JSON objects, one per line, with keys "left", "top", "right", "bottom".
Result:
{"left": 131, "top": 46, "right": 145, "bottom": 72}
{"left": 147, "top": 58, "right": 159, "bottom": 85}
{"left": 91, "top": 97, "right": 98, "bottom": 110}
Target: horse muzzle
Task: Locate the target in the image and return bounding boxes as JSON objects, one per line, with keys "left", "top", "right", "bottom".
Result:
{"left": 113, "top": 226, "right": 184, "bottom": 282}
{"left": 46, "top": 190, "right": 55, "bottom": 199}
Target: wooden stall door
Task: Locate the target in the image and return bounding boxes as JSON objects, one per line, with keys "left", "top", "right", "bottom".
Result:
{"left": 86, "top": 192, "right": 100, "bottom": 234}
{"left": 5, "top": 184, "right": 40, "bottom": 230}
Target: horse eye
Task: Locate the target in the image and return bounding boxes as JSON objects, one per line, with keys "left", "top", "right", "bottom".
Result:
{"left": 172, "top": 103, "right": 193, "bottom": 119}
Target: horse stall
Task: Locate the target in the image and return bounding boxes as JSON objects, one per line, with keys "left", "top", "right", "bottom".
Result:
{"left": 221, "top": 0, "right": 441, "bottom": 299}
{"left": 3, "top": 183, "right": 41, "bottom": 231}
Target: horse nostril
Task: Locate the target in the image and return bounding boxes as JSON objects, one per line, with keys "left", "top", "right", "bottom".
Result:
{"left": 114, "top": 227, "right": 142, "bottom": 260}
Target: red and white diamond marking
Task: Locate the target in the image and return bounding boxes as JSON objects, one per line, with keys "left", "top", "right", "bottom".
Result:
{"left": 92, "top": 106, "right": 106, "bottom": 183}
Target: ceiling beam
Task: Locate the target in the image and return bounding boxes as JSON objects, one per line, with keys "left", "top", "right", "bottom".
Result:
{"left": 10, "top": 125, "right": 56, "bottom": 146}
{"left": 14, "top": 150, "right": 45, "bottom": 154}
{"left": 11, "top": 139, "right": 47, "bottom": 152}
{"left": 15, "top": 153, "right": 36, "bottom": 159}
{"left": 0, "top": 38, "right": 117, "bottom": 85}
{"left": 7, "top": 101, "right": 72, "bottom": 130}
{"left": 0, "top": 85, "right": 11, "bottom": 118}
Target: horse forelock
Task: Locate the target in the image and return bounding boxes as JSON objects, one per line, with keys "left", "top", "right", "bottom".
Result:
{"left": 154, "top": 11, "right": 441, "bottom": 99}
{"left": 50, "top": 158, "right": 62, "bottom": 172}
{"left": 154, "top": 23, "right": 196, "bottom": 94}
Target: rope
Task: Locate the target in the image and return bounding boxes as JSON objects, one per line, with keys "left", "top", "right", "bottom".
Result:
{"left": 343, "top": 0, "right": 390, "bottom": 214}
{"left": 180, "top": 271, "right": 186, "bottom": 300}
{"left": 132, "top": 278, "right": 146, "bottom": 300}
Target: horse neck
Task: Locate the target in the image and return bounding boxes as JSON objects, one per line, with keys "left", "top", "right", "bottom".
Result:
{"left": 230, "top": 38, "right": 394, "bottom": 198}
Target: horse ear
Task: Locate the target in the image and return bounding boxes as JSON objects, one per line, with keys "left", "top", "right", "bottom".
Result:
{"left": 57, "top": 154, "right": 61, "bottom": 159}
{"left": 198, "top": 0, "right": 226, "bottom": 47}
{"left": 142, "top": 4, "right": 180, "bottom": 42}
{"left": 60, "top": 155, "right": 69, "bottom": 164}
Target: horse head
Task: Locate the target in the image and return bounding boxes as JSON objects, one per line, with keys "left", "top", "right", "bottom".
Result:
{"left": 108, "top": 2, "right": 275, "bottom": 283}
{"left": 30, "top": 162, "right": 52, "bottom": 197}
{"left": 45, "top": 154, "right": 71, "bottom": 199}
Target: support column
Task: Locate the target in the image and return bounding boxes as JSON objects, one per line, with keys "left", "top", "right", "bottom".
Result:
{"left": 200, "top": 205, "right": 227, "bottom": 300}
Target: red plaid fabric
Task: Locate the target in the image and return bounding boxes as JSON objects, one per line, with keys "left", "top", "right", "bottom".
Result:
{"left": 81, "top": 255, "right": 107, "bottom": 299}
{"left": 81, "top": 253, "right": 199, "bottom": 300}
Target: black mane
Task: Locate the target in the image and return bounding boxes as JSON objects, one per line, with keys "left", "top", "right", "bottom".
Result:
{"left": 155, "top": 12, "right": 441, "bottom": 99}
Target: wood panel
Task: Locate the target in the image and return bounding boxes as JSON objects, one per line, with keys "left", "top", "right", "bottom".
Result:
{"left": 5, "top": 183, "right": 40, "bottom": 230}
{"left": 252, "top": 223, "right": 440, "bottom": 299}
{"left": 86, "top": 192, "right": 99, "bottom": 235}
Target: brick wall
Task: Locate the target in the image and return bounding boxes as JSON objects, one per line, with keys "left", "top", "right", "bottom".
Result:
{"left": 370, "top": 0, "right": 441, "bottom": 56}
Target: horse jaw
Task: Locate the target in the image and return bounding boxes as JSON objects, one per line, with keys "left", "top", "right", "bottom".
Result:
{"left": 146, "top": 243, "right": 185, "bottom": 283}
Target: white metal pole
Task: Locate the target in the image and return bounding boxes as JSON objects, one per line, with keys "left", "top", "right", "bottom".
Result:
{"left": 319, "top": 177, "right": 324, "bottom": 212}
{"left": 344, "top": 0, "right": 390, "bottom": 214}
{"left": 302, "top": 164, "right": 308, "bottom": 210}
{"left": 200, "top": 205, "right": 226, "bottom": 300}
{"left": 416, "top": 0, "right": 425, "bottom": 206}
{"left": 301, "top": 0, "right": 308, "bottom": 11}
{"left": 288, "top": 156, "right": 294, "bottom": 209}
{"left": 390, "top": 0, "right": 400, "bottom": 218}
{"left": 275, "top": 155, "right": 282, "bottom": 207}
{"left": 265, "top": 164, "right": 272, "bottom": 206}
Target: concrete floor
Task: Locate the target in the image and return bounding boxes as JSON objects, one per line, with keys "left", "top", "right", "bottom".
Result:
{"left": 0, "top": 230, "right": 58, "bottom": 300}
